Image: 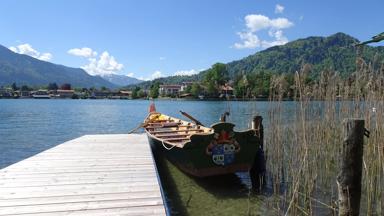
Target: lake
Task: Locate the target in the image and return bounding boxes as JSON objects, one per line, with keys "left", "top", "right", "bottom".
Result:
{"left": 0, "top": 99, "right": 282, "bottom": 169}
{"left": 0, "top": 99, "right": 299, "bottom": 215}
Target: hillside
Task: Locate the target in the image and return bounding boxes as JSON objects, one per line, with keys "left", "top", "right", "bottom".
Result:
{"left": 101, "top": 74, "right": 143, "bottom": 86}
{"left": 0, "top": 45, "right": 117, "bottom": 88}
{"left": 129, "top": 32, "right": 384, "bottom": 89}
{"left": 226, "top": 32, "right": 384, "bottom": 78}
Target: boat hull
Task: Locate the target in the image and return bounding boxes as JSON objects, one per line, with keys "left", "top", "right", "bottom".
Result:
{"left": 147, "top": 122, "right": 260, "bottom": 177}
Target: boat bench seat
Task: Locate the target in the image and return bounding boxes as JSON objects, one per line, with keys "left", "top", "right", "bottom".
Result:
{"left": 150, "top": 129, "right": 204, "bottom": 134}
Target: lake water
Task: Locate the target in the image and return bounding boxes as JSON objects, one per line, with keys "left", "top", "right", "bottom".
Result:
{"left": 0, "top": 99, "right": 278, "bottom": 169}
{"left": 0, "top": 99, "right": 319, "bottom": 215}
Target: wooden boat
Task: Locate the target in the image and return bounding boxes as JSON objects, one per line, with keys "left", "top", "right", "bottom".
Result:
{"left": 143, "top": 109, "right": 262, "bottom": 177}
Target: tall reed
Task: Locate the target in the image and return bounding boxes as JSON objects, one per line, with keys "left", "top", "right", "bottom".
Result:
{"left": 264, "top": 58, "right": 384, "bottom": 215}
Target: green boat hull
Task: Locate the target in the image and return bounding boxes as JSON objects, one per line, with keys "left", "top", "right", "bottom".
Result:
{"left": 147, "top": 122, "right": 261, "bottom": 177}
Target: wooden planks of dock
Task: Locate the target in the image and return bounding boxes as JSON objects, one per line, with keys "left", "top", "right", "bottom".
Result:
{"left": 0, "top": 134, "right": 166, "bottom": 216}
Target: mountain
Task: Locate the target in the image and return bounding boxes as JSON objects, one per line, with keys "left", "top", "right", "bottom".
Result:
{"left": 225, "top": 32, "right": 384, "bottom": 78}
{"left": 101, "top": 74, "right": 143, "bottom": 86}
{"left": 0, "top": 45, "right": 117, "bottom": 88}
{"left": 129, "top": 32, "right": 384, "bottom": 89}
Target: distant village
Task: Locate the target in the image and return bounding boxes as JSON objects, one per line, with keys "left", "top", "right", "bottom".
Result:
{"left": 0, "top": 81, "right": 236, "bottom": 100}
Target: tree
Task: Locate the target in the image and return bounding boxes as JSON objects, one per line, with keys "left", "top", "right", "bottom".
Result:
{"left": 250, "top": 71, "right": 272, "bottom": 97}
{"left": 234, "top": 74, "right": 249, "bottom": 98}
{"left": 60, "top": 83, "right": 71, "bottom": 90}
{"left": 11, "top": 82, "right": 18, "bottom": 91}
{"left": 138, "top": 89, "right": 146, "bottom": 98}
{"left": 203, "top": 63, "right": 229, "bottom": 96}
{"left": 149, "top": 83, "right": 160, "bottom": 98}
{"left": 190, "top": 83, "right": 202, "bottom": 97}
{"left": 210, "top": 63, "right": 229, "bottom": 86}
{"left": 131, "top": 87, "right": 140, "bottom": 99}
{"left": 47, "top": 83, "right": 58, "bottom": 90}
{"left": 20, "top": 85, "right": 31, "bottom": 91}
{"left": 184, "top": 85, "right": 192, "bottom": 93}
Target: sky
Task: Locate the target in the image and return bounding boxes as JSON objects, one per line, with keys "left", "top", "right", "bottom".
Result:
{"left": 0, "top": 0, "right": 383, "bottom": 80}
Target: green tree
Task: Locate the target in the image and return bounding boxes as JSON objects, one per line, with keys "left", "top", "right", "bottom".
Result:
{"left": 234, "top": 74, "right": 249, "bottom": 98}
{"left": 190, "top": 83, "right": 202, "bottom": 97}
{"left": 131, "top": 87, "right": 140, "bottom": 99}
{"left": 250, "top": 71, "right": 272, "bottom": 97}
{"left": 11, "top": 82, "right": 18, "bottom": 91}
{"left": 47, "top": 83, "right": 58, "bottom": 90}
{"left": 20, "top": 85, "right": 31, "bottom": 91}
{"left": 203, "top": 63, "right": 229, "bottom": 96}
{"left": 138, "top": 89, "right": 146, "bottom": 98}
{"left": 149, "top": 83, "right": 160, "bottom": 98}
{"left": 184, "top": 85, "right": 192, "bottom": 93}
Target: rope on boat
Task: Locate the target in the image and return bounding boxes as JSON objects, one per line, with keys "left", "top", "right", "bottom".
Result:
{"left": 161, "top": 140, "right": 176, "bottom": 150}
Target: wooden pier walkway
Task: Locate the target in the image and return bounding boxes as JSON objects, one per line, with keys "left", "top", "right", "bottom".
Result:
{"left": 0, "top": 134, "right": 166, "bottom": 215}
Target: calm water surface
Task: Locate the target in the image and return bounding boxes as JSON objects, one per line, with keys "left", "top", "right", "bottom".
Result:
{"left": 0, "top": 99, "right": 287, "bottom": 169}
{"left": 0, "top": 99, "right": 301, "bottom": 215}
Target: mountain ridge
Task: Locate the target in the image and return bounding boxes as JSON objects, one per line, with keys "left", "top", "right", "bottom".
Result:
{"left": 101, "top": 74, "right": 143, "bottom": 87}
{"left": 0, "top": 45, "right": 117, "bottom": 88}
{"left": 129, "top": 32, "right": 384, "bottom": 89}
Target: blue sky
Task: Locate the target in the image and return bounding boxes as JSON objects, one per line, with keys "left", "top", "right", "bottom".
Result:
{"left": 0, "top": 0, "right": 383, "bottom": 80}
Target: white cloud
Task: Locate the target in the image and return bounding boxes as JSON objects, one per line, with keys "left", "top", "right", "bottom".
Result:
{"left": 81, "top": 51, "right": 123, "bottom": 76}
{"left": 245, "top": 14, "right": 293, "bottom": 32}
{"left": 275, "top": 4, "right": 284, "bottom": 14}
{"left": 38, "top": 53, "right": 53, "bottom": 61}
{"left": 67, "top": 47, "right": 97, "bottom": 58}
{"left": 174, "top": 69, "right": 199, "bottom": 76}
{"left": 234, "top": 32, "right": 261, "bottom": 49}
{"left": 151, "top": 70, "right": 163, "bottom": 80}
{"left": 138, "top": 76, "right": 148, "bottom": 81}
{"left": 9, "top": 43, "right": 52, "bottom": 61}
{"left": 244, "top": 15, "right": 271, "bottom": 32}
{"left": 159, "top": 57, "right": 166, "bottom": 61}
{"left": 234, "top": 13, "right": 294, "bottom": 49}
{"left": 126, "top": 73, "right": 134, "bottom": 77}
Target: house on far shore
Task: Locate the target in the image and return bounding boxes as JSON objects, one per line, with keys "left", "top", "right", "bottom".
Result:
{"left": 56, "top": 89, "right": 75, "bottom": 98}
{"left": 159, "top": 85, "right": 182, "bottom": 96}
{"left": 0, "top": 87, "right": 13, "bottom": 98}
{"left": 181, "top": 82, "right": 194, "bottom": 92}
{"left": 119, "top": 90, "right": 131, "bottom": 99}
{"left": 219, "top": 85, "right": 234, "bottom": 98}
{"left": 15, "top": 90, "right": 31, "bottom": 98}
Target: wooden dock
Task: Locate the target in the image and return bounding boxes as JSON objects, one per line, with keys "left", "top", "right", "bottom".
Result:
{"left": 0, "top": 134, "right": 166, "bottom": 215}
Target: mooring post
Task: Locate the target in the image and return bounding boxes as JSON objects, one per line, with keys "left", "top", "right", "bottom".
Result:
{"left": 337, "top": 119, "right": 365, "bottom": 216}
{"left": 252, "top": 116, "right": 264, "bottom": 149}
{"left": 250, "top": 115, "right": 266, "bottom": 191}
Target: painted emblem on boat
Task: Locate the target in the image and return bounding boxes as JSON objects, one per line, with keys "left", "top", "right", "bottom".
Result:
{"left": 206, "top": 130, "right": 240, "bottom": 166}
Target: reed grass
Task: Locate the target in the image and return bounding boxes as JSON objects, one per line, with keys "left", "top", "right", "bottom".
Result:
{"left": 264, "top": 58, "right": 384, "bottom": 215}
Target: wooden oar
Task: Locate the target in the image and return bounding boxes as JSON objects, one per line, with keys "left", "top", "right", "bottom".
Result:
{"left": 179, "top": 110, "right": 204, "bottom": 126}
{"left": 127, "top": 113, "right": 160, "bottom": 134}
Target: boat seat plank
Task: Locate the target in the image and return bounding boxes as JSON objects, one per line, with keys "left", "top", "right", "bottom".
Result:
{"left": 145, "top": 125, "right": 192, "bottom": 129}
{"left": 151, "top": 129, "right": 205, "bottom": 134}
{"left": 148, "top": 122, "right": 181, "bottom": 127}
{"left": 155, "top": 134, "right": 190, "bottom": 138}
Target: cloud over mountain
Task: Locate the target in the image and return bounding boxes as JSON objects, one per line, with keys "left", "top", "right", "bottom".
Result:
{"left": 234, "top": 10, "right": 293, "bottom": 49}
{"left": 9, "top": 43, "right": 52, "bottom": 61}
{"left": 68, "top": 48, "right": 123, "bottom": 76}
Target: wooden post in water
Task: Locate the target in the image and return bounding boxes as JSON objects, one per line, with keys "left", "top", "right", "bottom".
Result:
{"left": 250, "top": 116, "right": 266, "bottom": 191}
{"left": 337, "top": 119, "right": 365, "bottom": 216}
{"left": 252, "top": 116, "right": 264, "bottom": 149}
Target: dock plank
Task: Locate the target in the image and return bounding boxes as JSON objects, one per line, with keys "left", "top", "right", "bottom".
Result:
{"left": 0, "top": 134, "right": 166, "bottom": 216}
